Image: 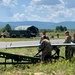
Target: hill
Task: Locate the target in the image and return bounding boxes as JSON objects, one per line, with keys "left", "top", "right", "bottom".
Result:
{"left": 0, "top": 21, "right": 75, "bottom": 29}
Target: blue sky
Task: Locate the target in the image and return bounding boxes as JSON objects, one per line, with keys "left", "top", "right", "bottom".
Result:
{"left": 0, "top": 0, "right": 75, "bottom": 22}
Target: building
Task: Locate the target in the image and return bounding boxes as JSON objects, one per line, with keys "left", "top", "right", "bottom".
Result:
{"left": 2, "top": 25, "right": 39, "bottom": 38}
{"left": 14, "top": 25, "right": 31, "bottom": 30}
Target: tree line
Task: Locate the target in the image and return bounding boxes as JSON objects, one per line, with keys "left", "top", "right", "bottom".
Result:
{"left": 55, "top": 26, "right": 67, "bottom": 32}
{"left": 40, "top": 25, "right": 67, "bottom": 32}
{"left": 0, "top": 24, "right": 67, "bottom": 32}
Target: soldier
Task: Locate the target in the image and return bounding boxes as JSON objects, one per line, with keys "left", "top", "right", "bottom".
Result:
{"left": 71, "top": 33, "right": 75, "bottom": 56}
{"left": 40, "top": 31, "right": 60, "bottom": 57}
{"left": 38, "top": 30, "right": 60, "bottom": 62}
{"left": 40, "top": 30, "right": 49, "bottom": 43}
{"left": 64, "top": 31, "right": 71, "bottom": 43}
{"left": 64, "top": 31, "right": 73, "bottom": 60}
{"left": 39, "top": 38, "right": 52, "bottom": 63}
{"left": 72, "top": 33, "right": 75, "bottom": 43}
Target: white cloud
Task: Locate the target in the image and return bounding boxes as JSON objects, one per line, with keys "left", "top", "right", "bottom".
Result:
{"left": 59, "top": 0, "right": 75, "bottom": 8}
{"left": 0, "top": 0, "right": 18, "bottom": 19}
{"left": 59, "top": 0, "right": 65, "bottom": 4}
{"left": 0, "top": 0, "right": 18, "bottom": 7}
{"left": 0, "top": 0, "right": 75, "bottom": 22}
{"left": 22, "top": 0, "right": 62, "bottom": 22}
{"left": 30, "top": 0, "right": 62, "bottom": 5}
{"left": 12, "top": 13, "right": 25, "bottom": 21}
{"left": 18, "top": 0, "right": 75, "bottom": 22}
{"left": 3, "top": 0, "right": 74, "bottom": 22}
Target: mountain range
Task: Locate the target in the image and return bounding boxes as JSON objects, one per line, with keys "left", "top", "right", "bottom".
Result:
{"left": 0, "top": 21, "right": 75, "bottom": 29}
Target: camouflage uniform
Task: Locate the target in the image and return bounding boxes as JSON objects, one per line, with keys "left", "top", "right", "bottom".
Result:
{"left": 40, "top": 35, "right": 49, "bottom": 43}
{"left": 40, "top": 35, "right": 60, "bottom": 59}
{"left": 71, "top": 35, "right": 75, "bottom": 56}
{"left": 64, "top": 35, "right": 72, "bottom": 60}
{"left": 39, "top": 39, "right": 52, "bottom": 62}
{"left": 72, "top": 38, "right": 75, "bottom": 43}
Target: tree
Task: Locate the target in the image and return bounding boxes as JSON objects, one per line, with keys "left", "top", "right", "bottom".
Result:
{"left": 63, "top": 26, "right": 67, "bottom": 31}
{"left": 56, "top": 26, "right": 59, "bottom": 31}
{"left": 60, "top": 26, "right": 64, "bottom": 31}
{"left": 55, "top": 25, "right": 67, "bottom": 32}
{"left": 3, "top": 24, "right": 11, "bottom": 32}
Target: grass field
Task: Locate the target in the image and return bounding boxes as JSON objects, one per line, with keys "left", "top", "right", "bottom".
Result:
{"left": 0, "top": 46, "right": 75, "bottom": 75}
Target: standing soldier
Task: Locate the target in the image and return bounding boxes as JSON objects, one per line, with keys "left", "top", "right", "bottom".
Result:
{"left": 71, "top": 33, "right": 75, "bottom": 56}
{"left": 40, "top": 30, "right": 49, "bottom": 43}
{"left": 72, "top": 33, "right": 75, "bottom": 43}
{"left": 64, "top": 31, "right": 72, "bottom": 61}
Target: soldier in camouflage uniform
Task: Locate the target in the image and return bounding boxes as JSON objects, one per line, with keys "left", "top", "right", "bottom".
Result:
{"left": 40, "top": 31, "right": 60, "bottom": 57}
{"left": 72, "top": 33, "right": 75, "bottom": 43}
{"left": 39, "top": 31, "right": 60, "bottom": 62}
{"left": 64, "top": 31, "right": 73, "bottom": 60}
{"left": 40, "top": 30, "right": 49, "bottom": 43}
{"left": 38, "top": 31, "right": 52, "bottom": 62}
{"left": 39, "top": 38, "right": 52, "bottom": 62}
{"left": 71, "top": 33, "right": 75, "bottom": 56}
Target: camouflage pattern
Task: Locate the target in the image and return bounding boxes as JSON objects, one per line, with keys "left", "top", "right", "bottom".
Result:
{"left": 64, "top": 35, "right": 73, "bottom": 60}
{"left": 40, "top": 35, "right": 50, "bottom": 43}
{"left": 64, "top": 35, "right": 71, "bottom": 43}
{"left": 72, "top": 38, "right": 75, "bottom": 43}
{"left": 71, "top": 34, "right": 75, "bottom": 56}
{"left": 65, "top": 46, "right": 73, "bottom": 60}
{"left": 39, "top": 39, "right": 52, "bottom": 62}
